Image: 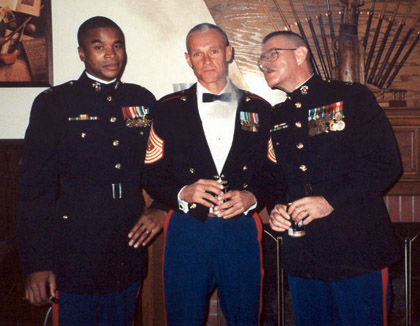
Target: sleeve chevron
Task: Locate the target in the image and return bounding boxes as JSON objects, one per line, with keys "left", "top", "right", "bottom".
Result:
{"left": 145, "top": 124, "right": 164, "bottom": 164}
{"left": 267, "top": 137, "right": 277, "bottom": 164}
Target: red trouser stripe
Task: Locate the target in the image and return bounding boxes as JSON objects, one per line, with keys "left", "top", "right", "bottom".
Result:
{"left": 53, "top": 290, "right": 59, "bottom": 326}
{"left": 382, "top": 267, "right": 389, "bottom": 326}
{"left": 252, "top": 212, "right": 264, "bottom": 326}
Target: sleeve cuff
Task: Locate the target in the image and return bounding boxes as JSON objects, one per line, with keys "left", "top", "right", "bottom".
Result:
{"left": 244, "top": 202, "right": 257, "bottom": 215}
{"left": 177, "top": 186, "right": 189, "bottom": 213}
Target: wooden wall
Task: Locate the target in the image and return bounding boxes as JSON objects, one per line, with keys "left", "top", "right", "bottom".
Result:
{"left": 205, "top": 0, "right": 420, "bottom": 107}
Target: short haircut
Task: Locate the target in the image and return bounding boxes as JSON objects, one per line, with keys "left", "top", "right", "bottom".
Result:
{"left": 262, "top": 30, "right": 308, "bottom": 48}
{"left": 186, "top": 23, "right": 229, "bottom": 52}
{"left": 77, "top": 16, "right": 124, "bottom": 47}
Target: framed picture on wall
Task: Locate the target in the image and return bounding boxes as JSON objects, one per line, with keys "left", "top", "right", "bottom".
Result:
{"left": 0, "top": 0, "right": 52, "bottom": 87}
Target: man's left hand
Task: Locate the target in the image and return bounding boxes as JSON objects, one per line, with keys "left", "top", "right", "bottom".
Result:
{"left": 214, "top": 190, "right": 256, "bottom": 219}
{"left": 128, "top": 207, "right": 166, "bottom": 248}
{"left": 287, "top": 196, "right": 334, "bottom": 225}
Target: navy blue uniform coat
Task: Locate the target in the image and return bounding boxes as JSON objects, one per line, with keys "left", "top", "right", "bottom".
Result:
{"left": 143, "top": 83, "right": 273, "bottom": 221}
{"left": 16, "top": 73, "right": 155, "bottom": 294}
{"left": 267, "top": 75, "right": 401, "bottom": 281}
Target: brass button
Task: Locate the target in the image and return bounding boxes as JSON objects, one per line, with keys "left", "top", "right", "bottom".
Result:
{"left": 115, "top": 163, "right": 121, "bottom": 169}
{"left": 243, "top": 183, "right": 248, "bottom": 188}
{"left": 107, "top": 96, "right": 112, "bottom": 102}
{"left": 299, "top": 165, "right": 307, "bottom": 172}
{"left": 81, "top": 132, "right": 86, "bottom": 138}
{"left": 113, "top": 140, "right": 120, "bottom": 146}
{"left": 140, "top": 131, "right": 144, "bottom": 136}
{"left": 276, "top": 142, "right": 280, "bottom": 146}
{"left": 190, "top": 203, "right": 197, "bottom": 209}
{"left": 296, "top": 143, "right": 304, "bottom": 149}
{"left": 63, "top": 215, "right": 68, "bottom": 219}
{"left": 189, "top": 168, "right": 195, "bottom": 174}
{"left": 243, "top": 165, "right": 248, "bottom": 171}
{"left": 213, "top": 175, "right": 219, "bottom": 180}
{"left": 221, "top": 174, "right": 225, "bottom": 178}
{"left": 110, "top": 117, "right": 117, "bottom": 123}
{"left": 295, "top": 102, "right": 302, "bottom": 109}
{"left": 295, "top": 121, "right": 302, "bottom": 128}
{"left": 245, "top": 96, "right": 251, "bottom": 102}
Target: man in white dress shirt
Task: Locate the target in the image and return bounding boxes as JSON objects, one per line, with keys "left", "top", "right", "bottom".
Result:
{"left": 143, "top": 23, "right": 273, "bottom": 325}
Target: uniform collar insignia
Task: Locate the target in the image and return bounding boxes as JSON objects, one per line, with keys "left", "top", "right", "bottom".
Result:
{"left": 300, "top": 85, "right": 309, "bottom": 95}
{"left": 92, "top": 82, "right": 101, "bottom": 92}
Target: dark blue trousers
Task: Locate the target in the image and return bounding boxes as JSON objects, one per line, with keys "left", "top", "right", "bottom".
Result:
{"left": 52, "top": 281, "right": 139, "bottom": 326}
{"left": 163, "top": 211, "right": 263, "bottom": 326}
{"left": 288, "top": 268, "right": 390, "bottom": 326}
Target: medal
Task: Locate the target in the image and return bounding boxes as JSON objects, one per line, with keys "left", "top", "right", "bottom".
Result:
{"left": 335, "top": 112, "right": 344, "bottom": 121}
{"left": 122, "top": 106, "right": 150, "bottom": 128}
{"left": 325, "top": 114, "right": 332, "bottom": 123}
{"left": 240, "top": 111, "right": 259, "bottom": 132}
{"left": 125, "top": 116, "right": 151, "bottom": 128}
{"left": 308, "top": 101, "right": 345, "bottom": 134}
{"left": 319, "top": 124, "right": 328, "bottom": 133}
{"left": 309, "top": 127, "right": 317, "bottom": 136}
{"left": 308, "top": 119, "right": 316, "bottom": 128}
{"left": 336, "top": 120, "right": 345, "bottom": 131}
{"left": 316, "top": 117, "right": 323, "bottom": 126}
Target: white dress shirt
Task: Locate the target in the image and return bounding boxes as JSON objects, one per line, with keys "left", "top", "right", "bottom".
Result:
{"left": 178, "top": 80, "right": 256, "bottom": 214}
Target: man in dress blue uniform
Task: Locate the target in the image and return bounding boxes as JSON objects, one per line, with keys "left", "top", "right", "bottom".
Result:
{"left": 16, "top": 16, "right": 165, "bottom": 325}
{"left": 260, "top": 30, "right": 401, "bottom": 326}
{"left": 143, "top": 23, "right": 273, "bottom": 325}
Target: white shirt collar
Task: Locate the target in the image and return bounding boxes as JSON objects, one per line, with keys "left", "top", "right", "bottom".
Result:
{"left": 85, "top": 71, "right": 117, "bottom": 85}
{"left": 196, "top": 79, "right": 232, "bottom": 102}
{"left": 292, "top": 74, "right": 314, "bottom": 92}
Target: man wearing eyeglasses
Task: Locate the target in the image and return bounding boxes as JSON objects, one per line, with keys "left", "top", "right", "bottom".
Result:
{"left": 260, "top": 31, "right": 401, "bottom": 326}
{"left": 143, "top": 23, "right": 273, "bottom": 325}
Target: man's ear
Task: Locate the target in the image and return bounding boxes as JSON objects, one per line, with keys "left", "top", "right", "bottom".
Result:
{"left": 185, "top": 52, "right": 193, "bottom": 68}
{"left": 294, "top": 46, "right": 308, "bottom": 66}
{"left": 78, "top": 47, "right": 85, "bottom": 62}
{"left": 226, "top": 44, "right": 233, "bottom": 63}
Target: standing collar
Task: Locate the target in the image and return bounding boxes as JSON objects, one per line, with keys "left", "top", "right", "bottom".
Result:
{"left": 85, "top": 71, "right": 117, "bottom": 85}
{"left": 77, "top": 72, "right": 120, "bottom": 94}
{"left": 291, "top": 74, "right": 315, "bottom": 93}
{"left": 196, "top": 78, "right": 232, "bottom": 97}
{"left": 286, "top": 74, "right": 322, "bottom": 100}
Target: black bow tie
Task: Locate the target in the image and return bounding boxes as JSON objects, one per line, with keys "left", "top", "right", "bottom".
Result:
{"left": 202, "top": 93, "right": 232, "bottom": 103}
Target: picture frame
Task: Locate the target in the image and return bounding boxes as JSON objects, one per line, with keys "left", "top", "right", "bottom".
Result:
{"left": 0, "top": 0, "right": 52, "bottom": 87}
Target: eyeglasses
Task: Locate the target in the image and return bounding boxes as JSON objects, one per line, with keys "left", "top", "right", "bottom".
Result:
{"left": 258, "top": 48, "right": 297, "bottom": 72}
